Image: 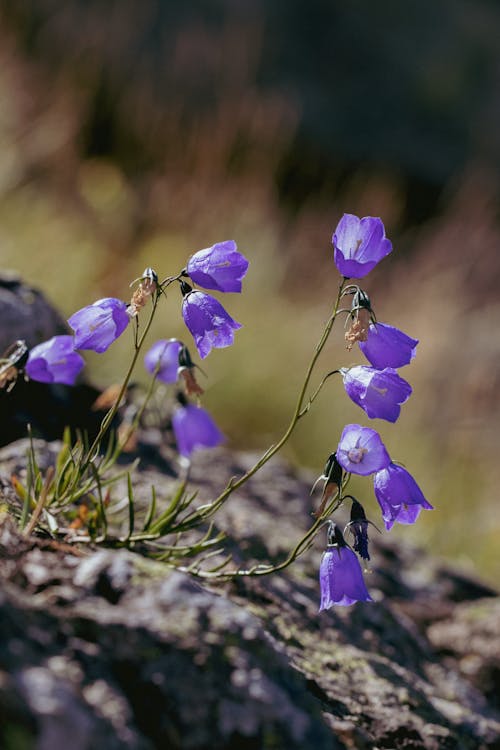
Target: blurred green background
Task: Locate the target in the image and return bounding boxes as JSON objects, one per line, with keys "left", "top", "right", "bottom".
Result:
{"left": 1, "top": 1, "right": 499, "bottom": 582}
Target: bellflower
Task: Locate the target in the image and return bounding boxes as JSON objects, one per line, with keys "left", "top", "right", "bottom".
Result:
{"left": 336, "top": 424, "right": 391, "bottom": 476}
{"left": 319, "top": 524, "right": 372, "bottom": 609}
{"left": 68, "top": 298, "right": 130, "bottom": 353}
{"left": 144, "top": 339, "right": 182, "bottom": 383}
{"left": 332, "top": 214, "right": 392, "bottom": 279}
{"left": 182, "top": 290, "right": 241, "bottom": 359}
{"left": 186, "top": 240, "right": 249, "bottom": 293}
{"left": 359, "top": 322, "right": 418, "bottom": 369}
{"left": 25, "top": 335, "right": 84, "bottom": 385}
{"left": 341, "top": 366, "right": 412, "bottom": 423}
{"left": 373, "top": 463, "right": 433, "bottom": 530}
{"left": 172, "top": 404, "right": 225, "bottom": 458}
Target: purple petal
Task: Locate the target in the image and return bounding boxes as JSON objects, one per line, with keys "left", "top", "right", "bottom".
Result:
{"left": 337, "top": 424, "right": 391, "bottom": 476}
{"left": 187, "top": 240, "right": 249, "bottom": 293}
{"left": 373, "top": 463, "right": 433, "bottom": 530}
{"left": 359, "top": 322, "right": 418, "bottom": 369}
{"left": 342, "top": 366, "right": 412, "bottom": 422}
{"left": 68, "top": 298, "right": 130, "bottom": 353}
{"left": 25, "top": 335, "right": 84, "bottom": 385}
{"left": 332, "top": 214, "right": 392, "bottom": 279}
{"left": 182, "top": 291, "right": 241, "bottom": 359}
{"left": 319, "top": 547, "right": 372, "bottom": 609}
{"left": 144, "top": 339, "right": 182, "bottom": 383}
{"left": 172, "top": 404, "right": 225, "bottom": 457}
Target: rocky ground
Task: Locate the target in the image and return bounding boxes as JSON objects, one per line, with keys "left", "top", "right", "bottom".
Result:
{"left": 0, "top": 444, "right": 499, "bottom": 750}
{"left": 1, "top": 275, "right": 499, "bottom": 749}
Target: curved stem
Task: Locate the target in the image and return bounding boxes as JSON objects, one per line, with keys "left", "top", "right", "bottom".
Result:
{"left": 203, "top": 278, "right": 347, "bottom": 518}
{"left": 297, "top": 369, "right": 340, "bottom": 418}
{"left": 183, "top": 478, "right": 349, "bottom": 580}
{"left": 72, "top": 290, "right": 162, "bottom": 485}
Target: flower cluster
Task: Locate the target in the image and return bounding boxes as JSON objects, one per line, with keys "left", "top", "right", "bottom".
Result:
{"left": 181, "top": 240, "right": 248, "bottom": 359}
{"left": 14, "top": 241, "right": 248, "bottom": 388}
{"left": 140, "top": 241, "right": 248, "bottom": 457}
{"left": 317, "top": 214, "right": 432, "bottom": 610}
{"left": 4, "top": 212, "right": 432, "bottom": 616}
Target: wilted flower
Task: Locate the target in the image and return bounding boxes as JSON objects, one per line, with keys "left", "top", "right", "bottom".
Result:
{"left": 310, "top": 452, "right": 343, "bottom": 517}
{"left": 336, "top": 424, "right": 391, "bottom": 475}
{"left": 344, "top": 498, "right": 376, "bottom": 561}
{"left": 172, "top": 403, "right": 225, "bottom": 457}
{"left": 359, "top": 322, "right": 418, "bottom": 369}
{"left": 319, "top": 523, "right": 373, "bottom": 609}
{"left": 68, "top": 298, "right": 130, "bottom": 353}
{"left": 341, "top": 366, "right": 412, "bottom": 423}
{"left": 177, "top": 344, "right": 204, "bottom": 397}
{"left": 373, "top": 463, "right": 433, "bottom": 530}
{"left": 129, "top": 267, "right": 158, "bottom": 316}
{"left": 345, "top": 289, "right": 374, "bottom": 349}
{"left": 182, "top": 289, "right": 242, "bottom": 359}
{"left": 144, "top": 339, "right": 183, "bottom": 383}
{"left": 332, "top": 214, "right": 392, "bottom": 279}
{"left": 0, "top": 340, "right": 28, "bottom": 391}
{"left": 186, "top": 240, "right": 249, "bottom": 293}
{"left": 25, "top": 335, "right": 84, "bottom": 385}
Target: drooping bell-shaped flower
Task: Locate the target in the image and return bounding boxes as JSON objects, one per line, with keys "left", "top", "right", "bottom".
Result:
{"left": 186, "top": 240, "right": 249, "bottom": 293}
{"left": 181, "top": 289, "right": 242, "bottom": 359}
{"left": 172, "top": 403, "right": 225, "bottom": 457}
{"left": 341, "top": 366, "right": 412, "bottom": 423}
{"left": 68, "top": 298, "right": 130, "bottom": 353}
{"left": 373, "top": 463, "right": 433, "bottom": 530}
{"left": 359, "top": 322, "right": 418, "bottom": 369}
{"left": 319, "top": 523, "right": 372, "bottom": 609}
{"left": 144, "top": 339, "right": 183, "bottom": 383}
{"left": 332, "top": 214, "right": 392, "bottom": 279}
{"left": 336, "top": 424, "right": 391, "bottom": 476}
{"left": 25, "top": 335, "right": 84, "bottom": 385}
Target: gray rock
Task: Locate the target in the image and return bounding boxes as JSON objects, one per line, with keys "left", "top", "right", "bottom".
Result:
{"left": 0, "top": 442, "right": 499, "bottom": 750}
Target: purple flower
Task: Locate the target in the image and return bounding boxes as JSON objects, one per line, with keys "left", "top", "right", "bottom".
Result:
{"left": 319, "top": 524, "right": 372, "bottom": 609}
{"left": 144, "top": 339, "right": 182, "bottom": 383}
{"left": 68, "top": 298, "right": 130, "bottom": 353}
{"left": 332, "top": 214, "right": 392, "bottom": 278}
{"left": 336, "top": 424, "right": 391, "bottom": 476}
{"left": 341, "top": 366, "right": 412, "bottom": 423}
{"left": 186, "top": 240, "right": 249, "bottom": 293}
{"left": 373, "top": 463, "right": 434, "bottom": 530}
{"left": 25, "top": 335, "right": 84, "bottom": 385}
{"left": 172, "top": 404, "right": 225, "bottom": 458}
{"left": 359, "top": 322, "right": 418, "bottom": 369}
{"left": 182, "top": 291, "right": 242, "bottom": 359}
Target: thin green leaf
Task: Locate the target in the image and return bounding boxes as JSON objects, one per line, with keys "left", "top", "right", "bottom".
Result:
{"left": 142, "top": 486, "right": 157, "bottom": 531}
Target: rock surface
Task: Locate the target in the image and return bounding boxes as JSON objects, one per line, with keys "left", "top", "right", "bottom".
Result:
{"left": 0, "top": 443, "right": 499, "bottom": 750}
{"left": 1, "top": 279, "right": 499, "bottom": 749}
{"left": 0, "top": 273, "right": 105, "bottom": 446}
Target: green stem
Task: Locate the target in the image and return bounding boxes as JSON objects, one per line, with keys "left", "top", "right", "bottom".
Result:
{"left": 182, "top": 480, "right": 348, "bottom": 580}
{"left": 198, "top": 278, "right": 347, "bottom": 517}
{"left": 64, "top": 289, "right": 162, "bottom": 499}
